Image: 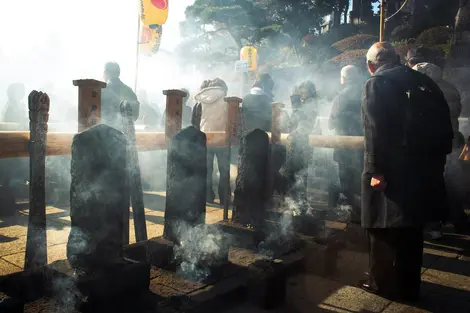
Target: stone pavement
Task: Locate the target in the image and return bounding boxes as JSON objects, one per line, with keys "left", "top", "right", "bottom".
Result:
{"left": 1, "top": 191, "right": 470, "bottom": 313}
{"left": 224, "top": 227, "right": 470, "bottom": 313}
{"left": 0, "top": 191, "right": 228, "bottom": 276}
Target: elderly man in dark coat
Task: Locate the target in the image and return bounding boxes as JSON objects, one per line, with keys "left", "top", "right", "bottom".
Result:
{"left": 360, "top": 42, "right": 452, "bottom": 302}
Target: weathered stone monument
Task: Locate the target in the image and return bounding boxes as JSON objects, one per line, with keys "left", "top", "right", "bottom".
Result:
{"left": 67, "top": 124, "right": 129, "bottom": 269}
{"left": 24, "top": 90, "right": 50, "bottom": 270}
{"left": 232, "top": 129, "right": 270, "bottom": 227}
{"left": 163, "top": 126, "right": 207, "bottom": 243}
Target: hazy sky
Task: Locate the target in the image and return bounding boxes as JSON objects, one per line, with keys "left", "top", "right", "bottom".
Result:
{"left": 0, "top": 0, "right": 195, "bottom": 106}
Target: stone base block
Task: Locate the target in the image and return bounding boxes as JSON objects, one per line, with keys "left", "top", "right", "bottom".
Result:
{"left": 303, "top": 237, "right": 339, "bottom": 277}
{"left": 147, "top": 237, "right": 176, "bottom": 268}
{"left": 293, "top": 215, "right": 326, "bottom": 236}
{"left": 0, "top": 292, "right": 23, "bottom": 313}
{"left": 216, "top": 221, "right": 261, "bottom": 248}
{"left": 0, "top": 267, "right": 50, "bottom": 302}
{"left": 247, "top": 259, "right": 287, "bottom": 309}
{"left": 47, "top": 258, "right": 150, "bottom": 304}
{"left": 124, "top": 241, "right": 148, "bottom": 262}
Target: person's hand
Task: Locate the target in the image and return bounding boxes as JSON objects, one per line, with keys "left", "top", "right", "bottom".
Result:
{"left": 370, "top": 175, "right": 386, "bottom": 191}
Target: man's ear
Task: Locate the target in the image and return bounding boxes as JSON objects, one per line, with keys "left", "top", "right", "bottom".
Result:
{"left": 367, "top": 62, "right": 375, "bottom": 75}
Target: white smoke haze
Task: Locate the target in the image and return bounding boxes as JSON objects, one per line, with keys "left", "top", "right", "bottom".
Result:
{"left": 172, "top": 221, "right": 233, "bottom": 282}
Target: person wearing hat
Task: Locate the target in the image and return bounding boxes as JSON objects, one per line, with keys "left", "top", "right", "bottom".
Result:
{"left": 101, "top": 62, "right": 140, "bottom": 130}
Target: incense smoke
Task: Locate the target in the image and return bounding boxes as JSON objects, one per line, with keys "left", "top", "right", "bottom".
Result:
{"left": 172, "top": 221, "right": 233, "bottom": 282}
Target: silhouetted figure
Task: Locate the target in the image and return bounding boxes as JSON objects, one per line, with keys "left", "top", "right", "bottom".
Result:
{"left": 291, "top": 81, "right": 321, "bottom": 134}
{"left": 329, "top": 65, "right": 364, "bottom": 223}
{"left": 241, "top": 73, "right": 275, "bottom": 134}
{"left": 2, "top": 83, "right": 27, "bottom": 124}
{"left": 101, "top": 62, "right": 139, "bottom": 130}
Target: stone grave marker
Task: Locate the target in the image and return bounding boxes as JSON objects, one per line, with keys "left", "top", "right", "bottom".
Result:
{"left": 163, "top": 126, "right": 207, "bottom": 243}
{"left": 232, "top": 129, "right": 270, "bottom": 228}
{"left": 67, "top": 124, "right": 129, "bottom": 269}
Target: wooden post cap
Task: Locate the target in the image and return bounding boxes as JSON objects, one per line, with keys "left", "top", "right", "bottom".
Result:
{"left": 28, "top": 91, "right": 50, "bottom": 112}
{"left": 163, "top": 89, "right": 187, "bottom": 97}
{"left": 224, "top": 97, "right": 242, "bottom": 103}
{"left": 73, "top": 79, "right": 107, "bottom": 88}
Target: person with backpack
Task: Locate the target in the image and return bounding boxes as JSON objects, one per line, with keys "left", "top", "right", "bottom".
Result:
{"left": 360, "top": 42, "right": 453, "bottom": 302}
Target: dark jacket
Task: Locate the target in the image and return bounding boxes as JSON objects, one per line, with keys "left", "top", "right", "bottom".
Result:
{"left": 330, "top": 83, "right": 364, "bottom": 165}
{"left": 240, "top": 88, "right": 273, "bottom": 135}
{"left": 362, "top": 64, "right": 450, "bottom": 228}
{"left": 101, "top": 78, "right": 139, "bottom": 130}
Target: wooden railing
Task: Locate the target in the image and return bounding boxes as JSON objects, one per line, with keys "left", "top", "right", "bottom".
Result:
{"left": 0, "top": 78, "right": 364, "bottom": 160}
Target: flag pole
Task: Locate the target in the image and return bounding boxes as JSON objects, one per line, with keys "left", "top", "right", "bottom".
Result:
{"left": 379, "top": 0, "right": 385, "bottom": 41}
{"left": 134, "top": 13, "right": 141, "bottom": 93}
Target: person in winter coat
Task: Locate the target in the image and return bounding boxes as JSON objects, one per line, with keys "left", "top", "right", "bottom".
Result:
{"left": 101, "top": 62, "right": 139, "bottom": 130}
{"left": 240, "top": 73, "right": 275, "bottom": 134}
{"left": 412, "top": 62, "right": 467, "bottom": 237}
{"left": 291, "top": 80, "right": 321, "bottom": 134}
{"left": 329, "top": 65, "right": 364, "bottom": 223}
{"left": 412, "top": 62, "right": 462, "bottom": 148}
{"left": 360, "top": 42, "right": 452, "bottom": 302}
{"left": 192, "top": 78, "right": 230, "bottom": 204}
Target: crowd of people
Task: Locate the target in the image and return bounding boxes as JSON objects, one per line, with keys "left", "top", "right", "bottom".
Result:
{"left": 1, "top": 41, "right": 470, "bottom": 303}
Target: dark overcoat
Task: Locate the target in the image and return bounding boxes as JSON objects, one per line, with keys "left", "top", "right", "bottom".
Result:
{"left": 329, "top": 82, "right": 364, "bottom": 165}
{"left": 361, "top": 64, "right": 451, "bottom": 228}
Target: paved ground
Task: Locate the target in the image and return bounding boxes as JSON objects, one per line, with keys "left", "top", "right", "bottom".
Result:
{"left": 1, "top": 191, "right": 470, "bottom": 313}
{"left": 0, "top": 192, "right": 228, "bottom": 275}
{"left": 224, "top": 228, "right": 470, "bottom": 313}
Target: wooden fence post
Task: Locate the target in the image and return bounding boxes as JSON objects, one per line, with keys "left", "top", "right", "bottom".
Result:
{"left": 163, "top": 90, "right": 187, "bottom": 140}
{"left": 271, "top": 102, "right": 282, "bottom": 145}
{"left": 120, "top": 101, "right": 147, "bottom": 243}
{"left": 223, "top": 97, "right": 242, "bottom": 220}
{"left": 24, "top": 91, "right": 50, "bottom": 269}
{"left": 73, "top": 79, "right": 107, "bottom": 132}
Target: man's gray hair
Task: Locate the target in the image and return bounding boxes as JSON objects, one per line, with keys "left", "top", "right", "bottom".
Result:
{"left": 341, "top": 65, "right": 361, "bottom": 83}
{"left": 366, "top": 42, "right": 398, "bottom": 66}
